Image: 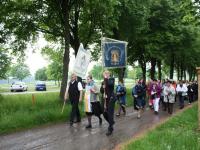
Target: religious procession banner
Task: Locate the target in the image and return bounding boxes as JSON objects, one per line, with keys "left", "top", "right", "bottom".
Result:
{"left": 73, "top": 44, "right": 91, "bottom": 78}
{"left": 102, "top": 37, "right": 127, "bottom": 68}
{"left": 84, "top": 86, "right": 92, "bottom": 113}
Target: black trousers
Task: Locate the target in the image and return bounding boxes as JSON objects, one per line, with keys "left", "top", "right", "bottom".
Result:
{"left": 178, "top": 95, "right": 185, "bottom": 108}
{"left": 188, "top": 93, "right": 194, "bottom": 103}
{"left": 70, "top": 100, "right": 81, "bottom": 123}
{"left": 103, "top": 98, "right": 115, "bottom": 132}
{"left": 163, "top": 102, "right": 173, "bottom": 114}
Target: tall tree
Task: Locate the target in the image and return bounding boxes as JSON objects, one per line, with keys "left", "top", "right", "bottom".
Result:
{"left": 46, "top": 62, "right": 62, "bottom": 86}
{"left": 0, "top": 47, "right": 10, "bottom": 79}
{"left": 10, "top": 63, "right": 30, "bottom": 81}
{"left": 1, "top": 0, "right": 118, "bottom": 99}
{"left": 35, "top": 67, "right": 47, "bottom": 81}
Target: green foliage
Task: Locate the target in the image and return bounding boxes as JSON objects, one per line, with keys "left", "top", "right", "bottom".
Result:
{"left": 89, "top": 64, "right": 103, "bottom": 80}
{"left": 35, "top": 67, "right": 47, "bottom": 81}
{"left": 46, "top": 62, "right": 62, "bottom": 82}
{"left": 127, "top": 67, "right": 143, "bottom": 80}
{"left": 41, "top": 45, "right": 63, "bottom": 82}
{"left": 10, "top": 63, "right": 30, "bottom": 81}
{"left": 0, "top": 93, "right": 71, "bottom": 134}
{"left": 124, "top": 104, "right": 199, "bottom": 150}
{"left": 0, "top": 47, "right": 10, "bottom": 79}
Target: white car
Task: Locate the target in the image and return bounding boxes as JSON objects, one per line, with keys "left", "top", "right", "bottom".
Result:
{"left": 10, "top": 82, "right": 28, "bottom": 92}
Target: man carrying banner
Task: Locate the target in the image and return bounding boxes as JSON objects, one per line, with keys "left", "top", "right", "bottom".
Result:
{"left": 64, "top": 73, "right": 83, "bottom": 126}
{"left": 103, "top": 70, "right": 116, "bottom": 136}
{"left": 101, "top": 37, "right": 127, "bottom": 136}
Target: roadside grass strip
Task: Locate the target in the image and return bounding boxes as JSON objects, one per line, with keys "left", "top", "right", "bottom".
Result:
{"left": 121, "top": 103, "right": 200, "bottom": 150}
{"left": 0, "top": 93, "right": 73, "bottom": 134}
{"left": 0, "top": 89, "right": 133, "bottom": 135}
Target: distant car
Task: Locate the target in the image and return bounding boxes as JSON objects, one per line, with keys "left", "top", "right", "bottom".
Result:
{"left": 10, "top": 82, "right": 28, "bottom": 92}
{"left": 35, "top": 81, "right": 46, "bottom": 91}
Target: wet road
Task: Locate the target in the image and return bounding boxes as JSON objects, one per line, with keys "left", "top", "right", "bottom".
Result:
{"left": 0, "top": 104, "right": 185, "bottom": 150}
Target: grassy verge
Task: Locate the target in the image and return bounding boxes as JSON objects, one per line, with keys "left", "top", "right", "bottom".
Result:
{"left": 0, "top": 89, "right": 133, "bottom": 135}
{"left": 0, "top": 92, "right": 73, "bottom": 134}
{"left": 123, "top": 104, "right": 200, "bottom": 150}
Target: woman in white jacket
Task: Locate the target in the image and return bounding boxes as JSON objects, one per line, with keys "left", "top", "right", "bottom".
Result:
{"left": 163, "top": 80, "right": 176, "bottom": 114}
{"left": 176, "top": 81, "right": 188, "bottom": 109}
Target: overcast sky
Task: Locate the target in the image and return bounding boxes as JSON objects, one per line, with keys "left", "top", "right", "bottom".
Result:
{"left": 25, "top": 36, "right": 95, "bottom": 76}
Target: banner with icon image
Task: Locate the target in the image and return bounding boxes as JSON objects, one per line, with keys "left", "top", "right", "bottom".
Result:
{"left": 102, "top": 38, "right": 127, "bottom": 68}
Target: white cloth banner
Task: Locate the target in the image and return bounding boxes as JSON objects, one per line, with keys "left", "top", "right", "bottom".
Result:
{"left": 73, "top": 44, "right": 91, "bottom": 78}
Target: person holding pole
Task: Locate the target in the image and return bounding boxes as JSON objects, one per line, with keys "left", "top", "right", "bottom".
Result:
{"left": 103, "top": 70, "right": 116, "bottom": 136}
{"left": 64, "top": 73, "right": 83, "bottom": 126}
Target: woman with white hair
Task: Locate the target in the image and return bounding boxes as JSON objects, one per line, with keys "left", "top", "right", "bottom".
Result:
{"left": 163, "top": 80, "right": 176, "bottom": 114}
{"left": 84, "top": 75, "right": 102, "bottom": 129}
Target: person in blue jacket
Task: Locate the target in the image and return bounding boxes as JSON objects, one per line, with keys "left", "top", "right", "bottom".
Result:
{"left": 116, "top": 80, "right": 126, "bottom": 116}
{"left": 134, "top": 80, "right": 145, "bottom": 119}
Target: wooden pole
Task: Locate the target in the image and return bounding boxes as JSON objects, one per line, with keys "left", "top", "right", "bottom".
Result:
{"left": 61, "top": 101, "right": 66, "bottom": 114}
{"left": 196, "top": 67, "right": 200, "bottom": 130}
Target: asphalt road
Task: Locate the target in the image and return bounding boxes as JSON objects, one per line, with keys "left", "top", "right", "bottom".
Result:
{"left": 0, "top": 103, "right": 186, "bottom": 150}
{"left": 0, "top": 90, "right": 59, "bottom": 95}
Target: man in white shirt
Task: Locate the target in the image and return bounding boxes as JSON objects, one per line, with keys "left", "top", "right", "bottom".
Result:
{"left": 176, "top": 81, "right": 188, "bottom": 109}
{"left": 64, "top": 73, "right": 83, "bottom": 126}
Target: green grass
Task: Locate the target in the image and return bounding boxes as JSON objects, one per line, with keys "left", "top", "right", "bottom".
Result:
{"left": 0, "top": 93, "right": 74, "bottom": 134}
{"left": 123, "top": 104, "right": 200, "bottom": 150}
{"left": 0, "top": 89, "right": 134, "bottom": 135}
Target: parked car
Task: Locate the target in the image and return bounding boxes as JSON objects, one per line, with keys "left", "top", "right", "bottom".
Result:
{"left": 35, "top": 81, "right": 46, "bottom": 91}
{"left": 10, "top": 82, "right": 28, "bottom": 92}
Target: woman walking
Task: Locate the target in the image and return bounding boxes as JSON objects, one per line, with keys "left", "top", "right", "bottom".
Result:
{"left": 84, "top": 75, "right": 102, "bottom": 129}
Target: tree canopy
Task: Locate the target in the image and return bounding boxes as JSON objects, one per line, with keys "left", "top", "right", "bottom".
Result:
{"left": 10, "top": 63, "right": 30, "bottom": 81}
{"left": 1, "top": 0, "right": 200, "bottom": 98}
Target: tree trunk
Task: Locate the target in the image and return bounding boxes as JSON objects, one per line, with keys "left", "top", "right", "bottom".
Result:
{"left": 170, "top": 53, "right": 174, "bottom": 79}
{"left": 142, "top": 65, "right": 146, "bottom": 83}
{"left": 150, "top": 58, "right": 156, "bottom": 80}
{"left": 58, "top": 78, "right": 60, "bottom": 87}
{"left": 177, "top": 64, "right": 180, "bottom": 81}
{"left": 71, "top": 4, "right": 80, "bottom": 56}
{"left": 184, "top": 70, "right": 186, "bottom": 81}
{"left": 118, "top": 68, "right": 126, "bottom": 82}
{"left": 189, "top": 68, "right": 193, "bottom": 81}
{"left": 180, "top": 63, "right": 183, "bottom": 81}
{"left": 59, "top": 1, "right": 70, "bottom": 100}
{"left": 139, "top": 59, "right": 146, "bottom": 83}
{"left": 157, "top": 60, "right": 162, "bottom": 81}
{"left": 193, "top": 69, "right": 196, "bottom": 81}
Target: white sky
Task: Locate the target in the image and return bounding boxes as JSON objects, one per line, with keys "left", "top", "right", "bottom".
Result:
{"left": 25, "top": 37, "right": 95, "bottom": 76}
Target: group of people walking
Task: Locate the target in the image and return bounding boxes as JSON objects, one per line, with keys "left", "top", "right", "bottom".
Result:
{"left": 64, "top": 72, "right": 198, "bottom": 136}
{"left": 133, "top": 79, "right": 198, "bottom": 119}
{"left": 64, "top": 71, "right": 117, "bottom": 136}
